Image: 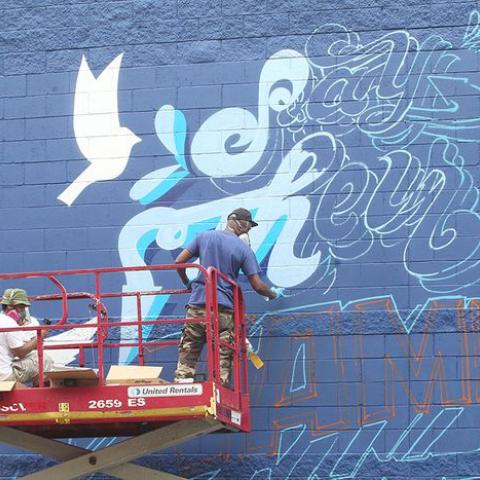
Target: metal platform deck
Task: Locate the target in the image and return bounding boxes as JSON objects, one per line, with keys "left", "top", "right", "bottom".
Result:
{"left": 0, "top": 379, "right": 249, "bottom": 437}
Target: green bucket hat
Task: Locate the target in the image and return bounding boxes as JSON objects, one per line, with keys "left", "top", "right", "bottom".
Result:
{"left": 1, "top": 288, "right": 30, "bottom": 306}
{"left": 1, "top": 289, "right": 13, "bottom": 306}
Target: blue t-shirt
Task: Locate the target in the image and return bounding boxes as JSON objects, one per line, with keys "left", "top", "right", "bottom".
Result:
{"left": 185, "top": 230, "right": 260, "bottom": 309}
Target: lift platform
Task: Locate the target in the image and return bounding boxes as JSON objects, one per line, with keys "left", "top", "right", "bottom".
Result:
{"left": 0, "top": 264, "right": 251, "bottom": 479}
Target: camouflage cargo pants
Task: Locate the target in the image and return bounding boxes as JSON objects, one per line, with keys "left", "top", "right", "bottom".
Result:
{"left": 174, "top": 305, "right": 234, "bottom": 385}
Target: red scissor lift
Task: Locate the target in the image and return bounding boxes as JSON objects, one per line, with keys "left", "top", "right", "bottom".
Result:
{"left": 0, "top": 264, "right": 251, "bottom": 479}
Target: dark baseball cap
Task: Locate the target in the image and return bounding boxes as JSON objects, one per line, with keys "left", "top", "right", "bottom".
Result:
{"left": 228, "top": 208, "right": 258, "bottom": 227}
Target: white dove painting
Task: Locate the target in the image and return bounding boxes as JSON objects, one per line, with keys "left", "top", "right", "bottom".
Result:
{"left": 58, "top": 54, "right": 141, "bottom": 206}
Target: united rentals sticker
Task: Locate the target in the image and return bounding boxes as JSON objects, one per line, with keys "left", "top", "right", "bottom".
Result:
{"left": 128, "top": 384, "right": 203, "bottom": 398}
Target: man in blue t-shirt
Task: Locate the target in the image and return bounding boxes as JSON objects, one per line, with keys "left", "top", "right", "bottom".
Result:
{"left": 174, "top": 208, "right": 278, "bottom": 385}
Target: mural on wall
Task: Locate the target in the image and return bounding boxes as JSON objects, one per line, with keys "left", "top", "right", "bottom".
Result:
{"left": 49, "top": 9, "right": 480, "bottom": 480}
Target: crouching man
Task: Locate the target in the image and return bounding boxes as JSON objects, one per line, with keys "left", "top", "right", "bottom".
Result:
{"left": 0, "top": 288, "right": 53, "bottom": 386}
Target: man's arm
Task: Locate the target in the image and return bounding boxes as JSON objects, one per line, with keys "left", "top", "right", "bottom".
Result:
{"left": 175, "top": 248, "right": 194, "bottom": 286}
{"left": 248, "top": 274, "right": 277, "bottom": 300}
{"left": 10, "top": 331, "right": 46, "bottom": 359}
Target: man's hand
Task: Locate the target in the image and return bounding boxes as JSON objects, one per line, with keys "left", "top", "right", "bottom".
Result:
{"left": 270, "top": 287, "right": 285, "bottom": 299}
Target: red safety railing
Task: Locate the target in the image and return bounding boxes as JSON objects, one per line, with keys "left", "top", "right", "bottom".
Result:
{"left": 0, "top": 264, "right": 249, "bottom": 414}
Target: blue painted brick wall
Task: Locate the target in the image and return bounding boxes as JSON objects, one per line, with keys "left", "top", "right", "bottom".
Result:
{"left": 1, "top": 0, "right": 480, "bottom": 479}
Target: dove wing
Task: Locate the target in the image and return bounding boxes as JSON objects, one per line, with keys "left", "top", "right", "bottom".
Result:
{"left": 98, "top": 54, "right": 123, "bottom": 130}
{"left": 74, "top": 53, "right": 124, "bottom": 150}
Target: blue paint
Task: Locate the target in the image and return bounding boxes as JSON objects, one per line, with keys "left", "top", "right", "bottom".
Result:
{"left": 154, "top": 105, "right": 188, "bottom": 170}
{"left": 290, "top": 343, "right": 306, "bottom": 393}
{"left": 173, "top": 109, "right": 187, "bottom": 170}
{"left": 255, "top": 215, "right": 287, "bottom": 264}
{"left": 136, "top": 168, "right": 189, "bottom": 205}
{"left": 183, "top": 217, "right": 222, "bottom": 247}
{"left": 276, "top": 424, "right": 306, "bottom": 465}
{"left": 137, "top": 229, "right": 158, "bottom": 258}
